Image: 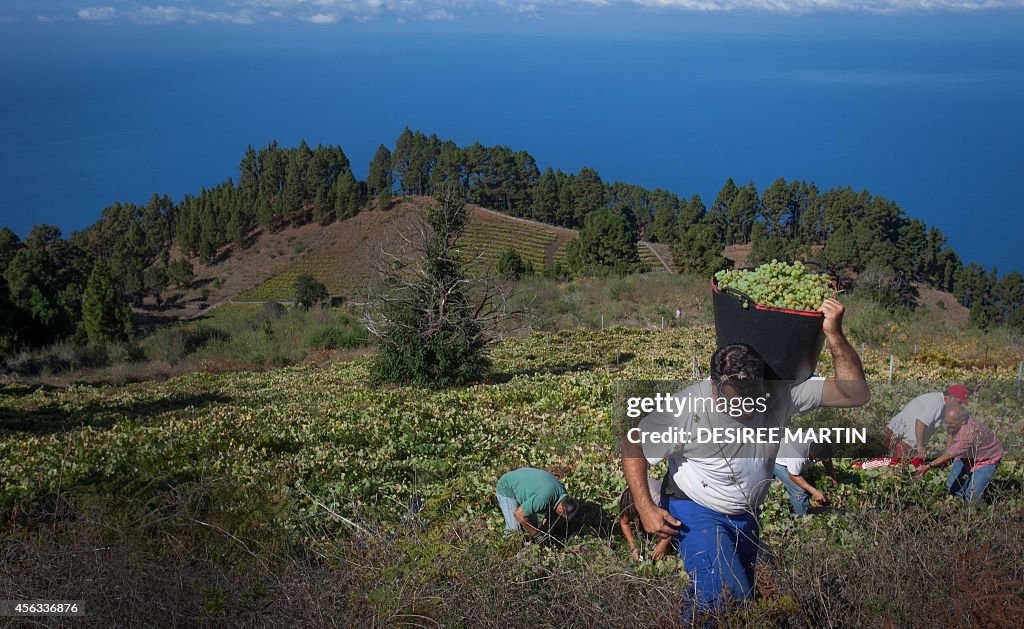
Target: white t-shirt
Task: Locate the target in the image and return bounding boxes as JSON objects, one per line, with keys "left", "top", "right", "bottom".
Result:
{"left": 776, "top": 456, "right": 807, "bottom": 476}
{"left": 640, "top": 377, "right": 826, "bottom": 516}
{"left": 886, "top": 391, "right": 945, "bottom": 449}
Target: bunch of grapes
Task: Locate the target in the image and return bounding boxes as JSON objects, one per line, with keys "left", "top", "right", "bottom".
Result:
{"left": 714, "top": 260, "right": 834, "bottom": 311}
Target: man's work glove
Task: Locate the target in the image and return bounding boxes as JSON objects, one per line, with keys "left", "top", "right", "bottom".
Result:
{"left": 531, "top": 531, "right": 549, "bottom": 546}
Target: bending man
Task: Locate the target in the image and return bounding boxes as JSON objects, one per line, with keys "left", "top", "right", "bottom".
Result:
{"left": 886, "top": 384, "right": 971, "bottom": 463}
{"left": 496, "top": 467, "right": 579, "bottom": 543}
{"left": 916, "top": 404, "right": 1003, "bottom": 502}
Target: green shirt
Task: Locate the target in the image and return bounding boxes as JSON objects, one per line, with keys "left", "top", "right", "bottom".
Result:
{"left": 496, "top": 467, "right": 567, "bottom": 518}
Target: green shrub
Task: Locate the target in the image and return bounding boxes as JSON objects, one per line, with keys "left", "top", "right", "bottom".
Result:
{"left": 496, "top": 248, "right": 531, "bottom": 280}
{"left": 371, "top": 300, "right": 488, "bottom": 387}
{"left": 608, "top": 278, "right": 631, "bottom": 302}
{"left": 853, "top": 263, "right": 916, "bottom": 312}
{"left": 261, "top": 302, "right": 286, "bottom": 320}
{"left": 305, "top": 315, "right": 368, "bottom": 350}
{"left": 294, "top": 274, "right": 328, "bottom": 310}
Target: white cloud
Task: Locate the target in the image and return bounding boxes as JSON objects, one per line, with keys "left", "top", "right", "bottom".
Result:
{"left": 303, "top": 12, "right": 339, "bottom": 22}
{"left": 137, "top": 5, "right": 187, "bottom": 22}
{"left": 631, "top": 0, "right": 1024, "bottom": 12}
{"left": 42, "top": 0, "right": 1024, "bottom": 26}
{"left": 77, "top": 6, "right": 116, "bottom": 21}
{"left": 425, "top": 8, "right": 456, "bottom": 19}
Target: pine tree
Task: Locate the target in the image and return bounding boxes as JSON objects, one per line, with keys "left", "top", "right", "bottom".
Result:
{"left": 82, "top": 262, "right": 133, "bottom": 344}
{"left": 333, "top": 170, "right": 360, "bottom": 220}
{"left": 671, "top": 221, "right": 728, "bottom": 275}
{"left": 369, "top": 188, "right": 490, "bottom": 386}
{"left": 392, "top": 128, "right": 415, "bottom": 194}
{"left": 367, "top": 145, "right": 393, "bottom": 197}
{"left": 565, "top": 206, "right": 641, "bottom": 276}
{"left": 572, "top": 167, "right": 605, "bottom": 225}
{"left": 679, "top": 194, "right": 707, "bottom": 229}
{"left": 430, "top": 141, "right": 464, "bottom": 194}
{"left": 650, "top": 204, "right": 678, "bottom": 244}
{"left": 710, "top": 179, "right": 739, "bottom": 242}
{"left": 533, "top": 168, "right": 559, "bottom": 223}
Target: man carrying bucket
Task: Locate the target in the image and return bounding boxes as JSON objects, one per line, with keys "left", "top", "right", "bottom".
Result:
{"left": 621, "top": 298, "right": 869, "bottom": 617}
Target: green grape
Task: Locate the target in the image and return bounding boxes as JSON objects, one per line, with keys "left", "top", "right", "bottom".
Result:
{"left": 714, "top": 260, "right": 833, "bottom": 311}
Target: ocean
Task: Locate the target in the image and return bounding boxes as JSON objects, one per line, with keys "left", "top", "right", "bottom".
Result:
{"left": 1, "top": 14, "right": 1022, "bottom": 272}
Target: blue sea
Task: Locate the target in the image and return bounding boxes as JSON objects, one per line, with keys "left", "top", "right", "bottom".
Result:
{"left": 1, "top": 11, "right": 1022, "bottom": 273}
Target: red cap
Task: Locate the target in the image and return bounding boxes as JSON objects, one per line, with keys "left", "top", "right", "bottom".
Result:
{"left": 945, "top": 384, "right": 970, "bottom": 406}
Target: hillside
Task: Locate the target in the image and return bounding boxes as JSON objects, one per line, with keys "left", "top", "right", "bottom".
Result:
{"left": 2, "top": 325, "right": 1022, "bottom": 625}
{"left": 153, "top": 196, "right": 675, "bottom": 317}
{"left": 145, "top": 195, "right": 970, "bottom": 330}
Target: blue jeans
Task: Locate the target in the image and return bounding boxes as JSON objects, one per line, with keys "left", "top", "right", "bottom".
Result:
{"left": 496, "top": 493, "right": 520, "bottom": 534}
{"left": 668, "top": 499, "right": 761, "bottom": 614}
{"left": 773, "top": 464, "right": 809, "bottom": 516}
{"left": 947, "top": 459, "right": 1000, "bottom": 502}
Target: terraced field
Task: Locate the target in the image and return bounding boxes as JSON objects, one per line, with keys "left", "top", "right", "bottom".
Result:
{"left": 460, "top": 217, "right": 557, "bottom": 272}
{"left": 238, "top": 250, "right": 371, "bottom": 300}
{"left": 233, "top": 200, "right": 676, "bottom": 300}
{"left": 553, "top": 239, "right": 670, "bottom": 273}
{"left": 239, "top": 205, "right": 570, "bottom": 299}
{"left": 638, "top": 242, "right": 670, "bottom": 272}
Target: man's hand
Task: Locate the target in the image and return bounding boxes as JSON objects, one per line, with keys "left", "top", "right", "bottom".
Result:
{"left": 531, "top": 531, "right": 548, "bottom": 546}
{"left": 811, "top": 490, "right": 828, "bottom": 505}
{"left": 818, "top": 298, "right": 845, "bottom": 338}
{"left": 630, "top": 548, "right": 641, "bottom": 562}
{"left": 914, "top": 463, "right": 931, "bottom": 479}
{"left": 638, "top": 505, "right": 681, "bottom": 539}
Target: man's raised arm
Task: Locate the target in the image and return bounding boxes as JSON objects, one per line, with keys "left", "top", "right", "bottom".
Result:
{"left": 818, "top": 298, "right": 870, "bottom": 408}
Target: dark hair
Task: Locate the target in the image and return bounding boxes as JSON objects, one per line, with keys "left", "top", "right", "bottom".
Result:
{"left": 618, "top": 488, "right": 638, "bottom": 520}
{"left": 558, "top": 496, "right": 580, "bottom": 520}
{"left": 809, "top": 442, "right": 834, "bottom": 459}
{"left": 710, "top": 343, "right": 765, "bottom": 391}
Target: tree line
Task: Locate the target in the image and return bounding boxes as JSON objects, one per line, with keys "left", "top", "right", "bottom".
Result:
{"left": 1, "top": 128, "right": 1021, "bottom": 357}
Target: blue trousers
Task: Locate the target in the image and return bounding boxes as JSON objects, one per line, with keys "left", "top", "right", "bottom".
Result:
{"left": 947, "top": 459, "right": 1000, "bottom": 502}
{"left": 668, "top": 499, "right": 761, "bottom": 613}
{"left": 773, "top": 464, "right": 810, "bottom": 516}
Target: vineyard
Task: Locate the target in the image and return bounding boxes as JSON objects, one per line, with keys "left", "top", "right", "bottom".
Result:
{"left": 459, "top": 216, "right": 557, "bottom": 271}
{"left": 234, "top": 202, "right": 675, "bottom": 300}
{"left": 639, "top": 241, "right": 673, "bottom": 273}
{"left": 2, "top": 326, "right": 1022, "bottom": 625}
{"left": 237, "top": 249, "right": 370, "bottom": 300}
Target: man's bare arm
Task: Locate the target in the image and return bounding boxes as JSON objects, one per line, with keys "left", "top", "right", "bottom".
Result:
{"left": 915, "top": 419, "right": 928, "bottom": 458}
{"left": 818, "top": 298, "right": 870, "bottom": 408}
{"left": 790, "top": 473, "right": 827, "bottom": 504}
{"left": 619, "top": 515, "right": 637, "bottom": 549}
{"left": 622, "top": 435, "right": 680, "bottom": 538}
{"left": 514, "top": 507, "right": 539, "bottom": 535}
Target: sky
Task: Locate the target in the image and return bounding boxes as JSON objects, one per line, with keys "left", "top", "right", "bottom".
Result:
{"left": 1, "top": 1, "right": 1022, "bottom": 273}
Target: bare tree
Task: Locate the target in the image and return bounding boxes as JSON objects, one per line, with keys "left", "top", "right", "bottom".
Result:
{"left": 364, "top": 188, "right": 523, "bottom": 385}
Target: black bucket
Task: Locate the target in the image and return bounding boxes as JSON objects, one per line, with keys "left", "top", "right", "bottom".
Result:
{"left": 711, "top": 272, "right": 829, "bottom": 382}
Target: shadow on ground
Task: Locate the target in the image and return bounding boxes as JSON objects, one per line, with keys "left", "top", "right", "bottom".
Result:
{"left": 0, "top": 392, "right": 231, "bottom": 435}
